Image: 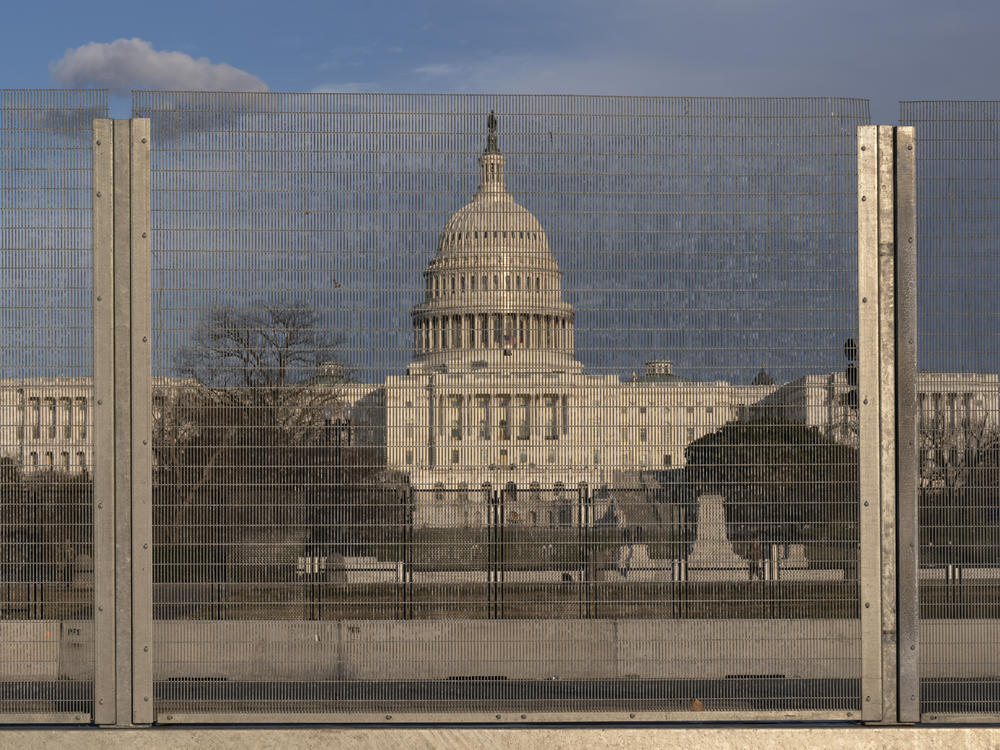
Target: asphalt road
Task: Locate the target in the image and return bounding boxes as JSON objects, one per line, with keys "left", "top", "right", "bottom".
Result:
{"left": 2, "top": 678, "right": 996, "bottom": 719}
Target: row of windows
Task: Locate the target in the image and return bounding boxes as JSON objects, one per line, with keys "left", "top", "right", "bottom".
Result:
{"left": 918, "top": 392, "right": 986, "bottom": 429}
{"left": 402, "top": 448, "right": 674, "bottom": 467}
{"left": 417, "top": 313, "right": 571, "bottom": 352}
{"left": 428, "top": 271, "right": 550, "bottom": 298}
{"left": 623, "top": 405, "right": 713, "bottom": 415}
{"left": 442, "top": 230, "right": 539, "bottom": 244}
{"left": 403, "top": 421, "right": 697, "bottom": 444}
{"left": 27, "top": 451, "right": 87, "bottom": 469}
{"left": 430, "top": 481, "right": 570, "bottom": 503}
{"left": 18, "top": 397, "right": 88, "bottom": 441}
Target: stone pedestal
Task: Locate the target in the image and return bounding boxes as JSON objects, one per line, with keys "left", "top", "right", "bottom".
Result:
{"left": 686, "top": 494, "right": 748, "bottom": 581}
{"left": 784, "top": 543, "right": 809, "bottom": 569}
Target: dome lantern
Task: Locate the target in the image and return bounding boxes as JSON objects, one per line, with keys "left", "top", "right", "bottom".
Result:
{"left": 478, "top": 110, "right": 505, "bottom": 194}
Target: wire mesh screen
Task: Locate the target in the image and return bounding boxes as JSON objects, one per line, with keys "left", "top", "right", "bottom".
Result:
{"left": 900, "top": 101, "right": 1000, "bottom": 718}
{"left": 133, "top": 93, "right": 868, "bottom": 719}
{"left": 0, "top": 90, "right": 106, "bottom": 718}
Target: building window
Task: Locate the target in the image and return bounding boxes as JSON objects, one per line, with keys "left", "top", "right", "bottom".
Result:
{"left": 593, "top": 450, "right": 601, "bottom": 465}
{"left": 498, "top": 396, "right": 511, "bottom": 440}
{"left": 45, "top": 452, "right": 53, "bottom": 468}
{"left": 405, "top": 450, "right": 413, "bottom": 465}
{"left": 639, "top": 453, "right": 647, "bottom": 466}
{"left": 517, "top": 395, "right": 530, "bottom": 439}
{"left": 686, "top": 406, "right": 695, "bottom": 414}
{"left": 433, "top": 483, "right": 445, "bottom": 502}
{"left": 48, "top": 399, "right": 57, "bottom": 439}
{"left": 477, "top": 395, "right": 491, "bottom": 439}
{"left": 450, "top": 395, "right": 462, "bottom": 439}
{"left": 30, "top": 452, "right": 38, "bottom": 467}
{"left": 529, "top": 482, "right": 541, "bottom": 502}
{"left": 77, "top": 452, "right": 86, "bottom": 468}
{"left": 639, "top": 406, "right": 647, "bottom": 415}
{"left": 706, "top": 406, "right": 714, "bottom": 414}
{"left": 451, "top": 449, "right": 460, "bottom": 464}
{"left": 687, "top": 428, "right": 695, "bottom": 440}
{"left": 639, "top": 427, "right": 647, "bottom": 443}
{"left": 30, "top": 398, "right": 40, "bottom": 439}
{"left": 61, "top": 452, "right": 70, "bottom": 469}
{"left": 63, "top": 399, "right": 73, "bottom": 439}
{"left": 663, "top": 454, "right": 672, "bottom": 466}
{"left": 544, "top": 396, "right": 559, "bottom": 440}
{"left": 519, "top": 452, "right": 528, "bottom": 464}
{"left": 547, "top": 450, "right": 556, "bottom": 464}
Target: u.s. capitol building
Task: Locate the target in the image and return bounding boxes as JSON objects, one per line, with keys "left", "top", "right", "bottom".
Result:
{"left": 339, "top": 116, "right": 999, "bottom": 526}
{"left": 3, "top": 116, "right": 998, "bottom": 530}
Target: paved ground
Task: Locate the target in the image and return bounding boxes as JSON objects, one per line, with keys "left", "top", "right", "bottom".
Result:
{"left": 3, "top": 677, "right": 999, "bottom": 721}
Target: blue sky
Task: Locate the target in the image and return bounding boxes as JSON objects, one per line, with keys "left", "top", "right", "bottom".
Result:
{"left": 2, "top": 2, "right": 998, "bottom": 382}
{"left": 3, "top": 0, "right": 1000, "bottom": 122}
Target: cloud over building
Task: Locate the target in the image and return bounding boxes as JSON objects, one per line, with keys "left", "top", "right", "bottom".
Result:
{"left": 50, "top": 38, "right": 268, "bottom": 96}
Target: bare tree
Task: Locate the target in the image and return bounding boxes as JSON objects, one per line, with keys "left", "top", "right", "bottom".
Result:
{"left": 919, "top": 414, "right": 1000, "bottom": 491}
{"left": 154, "top": 299, "right": 347, "bottom": 543}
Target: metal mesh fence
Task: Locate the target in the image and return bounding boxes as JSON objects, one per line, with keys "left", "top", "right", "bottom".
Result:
{"left": 900, "top": 101, "right": 1000, "bottom": 718}
{"left": 0, "top": 89, "right": 106, "bottom": 717}
{"left": 132, "top": 93, "right": 868, "bottom": 719}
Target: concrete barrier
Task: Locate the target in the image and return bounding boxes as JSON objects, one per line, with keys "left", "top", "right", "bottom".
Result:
{"left": 1, "top": 617, "right": 997, "bottom": 685}
{"left": 151, "top": 619, "right": 859, "bottom": 682}
{"left": 0, "top": 621, "right": 60, "bottom": 680}
{"left": 616, "top": 620, "right": 859, "bottom": 679}
{"left": 922, "top": 619, "right": 1000, "bottom": 678}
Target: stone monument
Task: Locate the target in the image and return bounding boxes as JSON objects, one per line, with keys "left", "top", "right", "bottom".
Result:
{"left": 686, "top": 494, "right": 749, "bottom": 582}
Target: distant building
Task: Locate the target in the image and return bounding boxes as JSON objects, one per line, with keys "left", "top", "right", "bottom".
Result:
{"left": 3, "top": 116, "right": 999, "bottom": 532}
{"left": 0, "top": 378, "right": 93, "bottom": 474}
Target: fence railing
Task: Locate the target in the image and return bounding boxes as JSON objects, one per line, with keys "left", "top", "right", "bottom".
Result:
{"left": 0, "top": 91, "right": 998, "bottom": 726}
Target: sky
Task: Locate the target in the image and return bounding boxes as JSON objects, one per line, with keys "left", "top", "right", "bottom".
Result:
{"left": 1, "top": 1, "right": 998, "bottom": 384}
{"left": 3, "top": 0, "right": 1000, "bottom": 123}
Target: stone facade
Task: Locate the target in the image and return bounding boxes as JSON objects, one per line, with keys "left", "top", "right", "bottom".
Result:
{"left": 0, "top": 378, "right": 94, "bottom": 474}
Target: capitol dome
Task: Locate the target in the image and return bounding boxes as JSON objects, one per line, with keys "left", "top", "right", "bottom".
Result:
{"left": 410, "top": 112, "right": 580, "bottom": 373}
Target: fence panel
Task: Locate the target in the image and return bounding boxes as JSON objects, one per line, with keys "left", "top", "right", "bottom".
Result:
{"left": 900, "top": 101, "right": 1000, "bottom": 722}
{"left": 131, "top": 93, "right": 871, "bottom": 721}
{"left": 0, "top": 89, "right": 107, "bottom": 723}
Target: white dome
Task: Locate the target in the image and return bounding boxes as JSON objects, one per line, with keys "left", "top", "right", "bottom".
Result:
{"left": 436, "top": 191, "right": 555, "bottom": 267}
{"left": 409, "top": 113, "right": 579, "bottom": 374}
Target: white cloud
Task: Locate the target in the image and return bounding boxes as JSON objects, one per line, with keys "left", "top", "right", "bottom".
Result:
{"left": 50, "top": 38, "right": 268, "bottom": 96}
{"left": 406, "top": 52, "right": 811, "bottom": 97}
{"left": 311, "top": 83, "right": 375, "bottom": 94}
{"left": 412, "top": 63, "right": 458, "bottom": 77}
